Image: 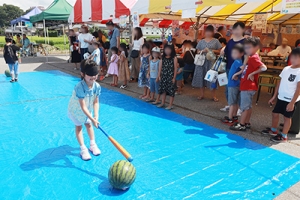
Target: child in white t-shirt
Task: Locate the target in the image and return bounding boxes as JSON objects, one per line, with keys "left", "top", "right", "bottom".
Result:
{"left": 89, "top": 42, "right": 101, "bottom": 67}
{"left": 262, "top": 48, "right": 300, "bottom": 142}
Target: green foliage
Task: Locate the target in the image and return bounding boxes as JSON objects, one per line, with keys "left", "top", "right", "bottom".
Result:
{"left": 0, "top": 4, "right": 24, "bottom": 27}
{"left": 48, "top": 31, "right": 58, "bottom": 37}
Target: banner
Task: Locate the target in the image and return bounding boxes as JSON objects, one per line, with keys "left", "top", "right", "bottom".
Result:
{"left": 172, "top": 20, "right": 180, "bottom": 37}
{"left": 281, "top": 0, "right": 300, "bottom": 14}
{"left": 253, "top": 13, "right": 267, "bottom": 33}
{"left": 132, "top": 12, "right": 139, "bottom": 28}
{"left": 119, "top": 15, "right": 127, "bottom": 28}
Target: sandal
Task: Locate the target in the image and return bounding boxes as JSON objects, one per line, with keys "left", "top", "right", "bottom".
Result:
{"left": 165, "top": 106, "right": 173, "bottom": 110}
{"left": 212, "top": 97, "right": 219, "bottom": 102}
{"left": 152, "top": 101, "right": 160, "bottom": 105}
{"left": 197, "top": 96, "right": 204, "bottom": 100}
{"left": 139, "top": 95, "right": 146, "bottom": 99}
{"left": 146, "top": 99, "right": 154, "bottom": 102}
{"left": 157, "top": 104, "right": 165, "bottom": 108}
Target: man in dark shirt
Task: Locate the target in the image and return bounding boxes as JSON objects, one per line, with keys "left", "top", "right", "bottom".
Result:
{"left": 221, "top": 22, "right": 245, "bottom": 112}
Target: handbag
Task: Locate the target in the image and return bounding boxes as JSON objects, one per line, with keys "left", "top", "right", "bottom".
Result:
{"left": 194, "top": 51, "right": 205, "bottom": 66}
{"left": 218, "top": 72, "right": 228, "bottom": 86}
{"left": 130, "top": 50, "right": 139, "bottom": 58}
{"left": 206, "top": 50, "right": 216, "bottom": 61}
{"left": 204, "top": 69, "right": 218, "bottom": 83}
{"left": 212, "top": 56, "right": 227, "bottom": 73}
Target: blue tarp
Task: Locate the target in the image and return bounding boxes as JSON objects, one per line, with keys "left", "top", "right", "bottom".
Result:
{"left": 1, "top": 70, "right": 300, "bottom": 199}
{"left": 10, "top": 7, "right": 42, "bottom": 25}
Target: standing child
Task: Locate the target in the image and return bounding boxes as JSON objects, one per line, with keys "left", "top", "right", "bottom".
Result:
{"left": 147, "top": 46, "right": 161, "bottom": 104}
{"left": 262, "top": 48, "right": 300, "bottom": 142}
{"left": 157, "top": 44, "right": 177, "bottom": 110}
{"left": 89, "top": 42, "right": 101, "bottom": 67}
{"left": 222, "top": 44, "right": 244, "bottom": 124}
{"left": 230, "top": 37, "right": 267, "bottom": 131}
{"left": 98, "top": 41, "right": 107, "bottom": 81}
{"left": 138, "top": 43, "right": 151, "bottom": 99}
{"left": 3, "top": 37, "right": 20, "bottom": 82}
{"left": 175, "top": 63, "right": 183, "bottom": 95}
{"left": 118, "top": 43, "right": 130, "bottom": 89}
{"left": 68, "top": 60, "right": 101, "bottom": 160}
{"left": 107, "top": 47, "right": 119, "bottom": 87}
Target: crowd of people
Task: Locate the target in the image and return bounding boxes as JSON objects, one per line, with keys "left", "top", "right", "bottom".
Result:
{"left": 4, "top": 21, "right": 300, "bottom": 149}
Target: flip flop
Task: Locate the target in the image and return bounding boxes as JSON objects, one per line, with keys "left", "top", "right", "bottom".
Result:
{"left": 152, "top": 101, "right": 160, "bottom": 105}
{"left": 212, "top": 97, "right": 219, "bottom": 102}
{"left": 157, "top": 104, "right": 165, "bottom": 108}
{"left": 165, "top": 106, "right": 173, "bottom": 110}
{"left": 197, "top": 96, "right": 204, "bottom": 100}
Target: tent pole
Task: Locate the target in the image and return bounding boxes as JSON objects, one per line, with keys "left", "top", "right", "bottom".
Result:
{"left": 47, "top": 28, "right": 49, "bottom": 45}
{"left": 43, "top": 19, "right": 46, "bottom": 44}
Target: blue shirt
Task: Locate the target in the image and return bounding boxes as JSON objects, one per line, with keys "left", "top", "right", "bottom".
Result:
{"left": 109, "top": 27, "right": 120, "bottom": 48}
{"left": 228, "top": 59, "right": 242, "bottom": 87}
{"left": 149, "top": 60, "right": 160, "bottom": 78}
{"left": 68, "top": 80, "right": 101, "bottom": 124}
{"left": 224, "top": 38, "right": 244, "bottom": 70}
{"left": 22, "top": 38, "right": 30, "bottom": 48}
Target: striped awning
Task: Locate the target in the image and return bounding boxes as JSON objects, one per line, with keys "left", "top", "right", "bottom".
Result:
{"left": 69, "top": 0, "right": 136, "bottom": 23}
{"left": 132, "top": 0, "right": 300, "bottom": 25}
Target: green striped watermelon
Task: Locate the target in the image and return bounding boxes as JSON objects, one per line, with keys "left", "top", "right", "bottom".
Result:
{"left": 5, "top": 70, "right": 11, "bottom": 77}
{"left": 108, "top": 160, "right": 136, "bottom": 190}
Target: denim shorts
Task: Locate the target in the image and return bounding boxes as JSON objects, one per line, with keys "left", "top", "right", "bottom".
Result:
{"left": 240, "top": 91, "right": 256, "bottom": 112}
{"left": 150, "top": 78, "right": 159, "bottom": 93}
{"left": 228, "top": 87, "right": 240, "bottom": 106}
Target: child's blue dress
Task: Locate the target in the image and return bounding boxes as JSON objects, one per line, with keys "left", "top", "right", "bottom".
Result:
{"left": 138, "top": 55, "right": 150, "bottom": 88}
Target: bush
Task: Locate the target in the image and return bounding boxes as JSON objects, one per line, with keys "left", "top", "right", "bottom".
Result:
{"left": 48, "top": 31, "right": 58, "bottom": 37}
{"left": 34, "top": 39, "right": 54, "bottom": 46}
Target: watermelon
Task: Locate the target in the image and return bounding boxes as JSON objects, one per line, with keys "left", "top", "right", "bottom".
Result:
{"left": 5, "top": 70, "right": 11, "bottom": 77}
{"left": 108, "top": 160, "right": 136, "bottom": 190}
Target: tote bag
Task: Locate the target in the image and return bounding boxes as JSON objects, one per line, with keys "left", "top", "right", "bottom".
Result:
{"left": 212, "top": 56, "right": 226, "bottom": 73}
{"left": 204, "top": 69, "right": 218, "bottom": 83}
{"left": 218, "top": 72, "right": 228, "bottom": 86}
{"left": 194, "top": 51, "right": 205, "bottom": 66}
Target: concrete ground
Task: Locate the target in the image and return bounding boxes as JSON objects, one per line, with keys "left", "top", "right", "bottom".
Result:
{"left": 1, "top": 55, "right": 300, "bottom": 199}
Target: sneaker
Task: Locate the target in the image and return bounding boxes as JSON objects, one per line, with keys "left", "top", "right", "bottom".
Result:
{"left": 14, "top": 79, "right": 18, "bottom": 82}
{"left": 221, "top": 116, "right": 233, "bottom": 124}
{"left": 80, "top": 148, "right": 92, "bottom": 160}
{"left": 271, "top": 134, "right": 287, "bottom": 143}
{"left": 230, "top": 123, "right": 246, "bottom": 131}
{"left": 233, "top": 116, "right": 239, "bottom": 122}
{"left": 10, "top": 79, "right": 15, "bottom": 83}
{"left": 261, "top": 129, "right": 278, "bottom": 136}
{"left": 89, "top": 144, "right": 101, "bottom": 156}
{"left": 220, "top": 105, "right": 230, "bottom": 112}
{"left": 245, "top": 123, "right": 251, "bottom": 129}
{"left": 120, "top": 85, "right": 127, "bottom": 89}
{"left": 237, "top": 109, "right": 242, "bottom": 117}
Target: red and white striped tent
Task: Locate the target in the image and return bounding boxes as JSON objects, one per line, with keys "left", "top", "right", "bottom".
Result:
{"left": 68, "top": 0, "right": 136, "bottom": 23}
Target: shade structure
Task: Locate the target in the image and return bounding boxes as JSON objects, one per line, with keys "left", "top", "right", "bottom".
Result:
{"left": 11, "top": 7, "right": 42, "bottom": 25}
{"left": 68, "top": 0, "right": 136, "bottom": 23}
{"left": 30, "top": 0, "right": 72, "bottom": 23}
{"left": 132, "top": 0, "right": 300, "bottom": 25}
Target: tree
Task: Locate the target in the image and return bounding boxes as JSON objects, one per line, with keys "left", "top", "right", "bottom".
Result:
{"left": 0, "top": 4, "right": 24, "bottom": 27}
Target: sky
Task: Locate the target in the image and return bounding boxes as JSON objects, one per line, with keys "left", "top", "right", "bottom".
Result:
{"left": 0, "top": 0, "right": 76, "bottom": 10}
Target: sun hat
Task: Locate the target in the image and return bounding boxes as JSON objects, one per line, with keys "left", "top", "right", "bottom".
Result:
{"left": 152, "top": 46, "right": 161, "bottom": 53}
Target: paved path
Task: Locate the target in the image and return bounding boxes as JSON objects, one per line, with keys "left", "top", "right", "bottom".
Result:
{"left": 1, "top": 55, "right": 299, "bottom": 199}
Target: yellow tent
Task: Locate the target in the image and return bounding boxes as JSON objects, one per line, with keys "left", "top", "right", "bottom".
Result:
{"left": 131, "top": 0, "right": 300, "bottom": 25}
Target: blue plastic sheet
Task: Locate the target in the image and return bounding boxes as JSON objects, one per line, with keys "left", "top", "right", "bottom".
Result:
{"left": 0, "top": 71, "right": 300, "bottom": 200}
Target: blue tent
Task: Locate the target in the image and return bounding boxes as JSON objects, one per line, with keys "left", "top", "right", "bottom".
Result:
{"left": 10, "top": 7, "right": 42, "bottom": 25}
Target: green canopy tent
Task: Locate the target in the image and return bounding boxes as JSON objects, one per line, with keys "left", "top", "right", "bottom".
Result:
{"left": 30, "top": 0, "right": 72, "bottom": 45}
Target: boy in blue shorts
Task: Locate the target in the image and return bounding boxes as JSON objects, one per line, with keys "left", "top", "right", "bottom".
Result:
{"left": 262, "top": 48, "right": 300, "bottom": 142}
{"left": 222, "top": 44, "right": 244, "bottom": 124}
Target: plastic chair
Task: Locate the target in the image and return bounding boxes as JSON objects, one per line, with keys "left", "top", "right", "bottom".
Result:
{"left": 255, "top": 74, "right": 276, "bottom": 105}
